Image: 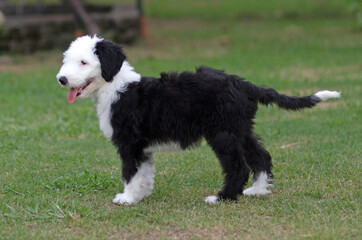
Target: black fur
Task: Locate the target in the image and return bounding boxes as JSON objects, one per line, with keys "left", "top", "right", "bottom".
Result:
{"left": 109, "top": 66, "right": 321, "bottom": 201}
{"left": 95, "top": 40, "right": 126, "bottom": 82}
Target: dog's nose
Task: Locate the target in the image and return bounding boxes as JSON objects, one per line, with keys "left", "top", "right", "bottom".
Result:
{"left": 59, "top": 76, "right": 68, "bottom": 86}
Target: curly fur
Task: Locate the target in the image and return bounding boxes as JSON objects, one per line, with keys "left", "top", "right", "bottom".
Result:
{"left": 57, "top": 36, "right": 340, "bottom": 204}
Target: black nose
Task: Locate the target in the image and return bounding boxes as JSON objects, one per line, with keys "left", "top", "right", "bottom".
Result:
{"left": 59, "top": 76, "right": 68, "bottom": 86}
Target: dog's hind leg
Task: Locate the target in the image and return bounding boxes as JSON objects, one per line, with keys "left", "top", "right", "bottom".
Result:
{"left": 204, "top": 132, "right": 250, "bottom": 204}
{"left": 113, "top": 152, "right": 155, "bottom": 205}
{"left": 243, "top": 134, "right": 273, "bottom": 196}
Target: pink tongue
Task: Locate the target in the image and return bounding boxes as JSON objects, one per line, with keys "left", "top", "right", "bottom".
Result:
{"left": 67, "top": 88, "right": 80, "bottom": 104}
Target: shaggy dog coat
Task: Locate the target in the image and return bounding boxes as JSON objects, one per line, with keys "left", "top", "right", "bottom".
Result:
{"left": 57, "top": 36, "right": 340, "bottom": 204}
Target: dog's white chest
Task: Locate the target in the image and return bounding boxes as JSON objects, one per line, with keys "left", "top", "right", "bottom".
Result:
{"left": 92, "top": 61, "right": 141, "bottom": 141}
{"left": 95, "top": 93, "right": 114, "bottom": 140}
{"left": 98, "top": 108, "right": 113, "bottom": 140}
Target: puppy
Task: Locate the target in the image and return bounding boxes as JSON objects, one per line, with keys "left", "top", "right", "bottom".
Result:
{"left": 57, "top": 35, "right": 340, "bottom": 204}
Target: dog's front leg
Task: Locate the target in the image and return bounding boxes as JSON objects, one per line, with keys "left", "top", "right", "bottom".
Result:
{"left": 113, "top": 152, "right": 155, "bottom": 205}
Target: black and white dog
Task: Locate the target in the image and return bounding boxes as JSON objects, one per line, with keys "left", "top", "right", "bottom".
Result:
{"left": 56, "top": 36, "right": 340, "bottom": 205}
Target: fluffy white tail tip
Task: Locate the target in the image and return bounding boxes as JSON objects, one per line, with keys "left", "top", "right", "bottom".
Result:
{"left": 314, "top": 90, "right": 341, "bottom": 101}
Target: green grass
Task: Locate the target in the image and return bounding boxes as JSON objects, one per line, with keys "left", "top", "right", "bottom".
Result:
{"left": 1, "top": 1, "right": 361, "bottom": 239}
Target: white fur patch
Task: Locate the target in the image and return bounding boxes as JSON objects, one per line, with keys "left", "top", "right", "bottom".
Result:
{"left": 92, "top": 61, "right": 141, "bottom": 140}
{"left": 204, "top": 195, "right": 220, "bottom": 204}
{"left": 145, "top": 142, "right": 182, "bottom": 153}
{"left": 145, "top": 139, "right": 202, "bottom": 153}
{"left": 243, "top": 172, "right": 273, "bottom": 196}
{"left": 113, "top": 159, "right": 155, "bottom": 205}
{"left": 314, "top": 90, "right": 341, "bottom": 101}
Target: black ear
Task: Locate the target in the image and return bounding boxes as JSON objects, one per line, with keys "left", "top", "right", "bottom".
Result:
{"left": 95, "top": 39, "right": 126, "bottom": 82}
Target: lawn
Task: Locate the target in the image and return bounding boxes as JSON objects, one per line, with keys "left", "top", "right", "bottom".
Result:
{"left": 0, "top": 1, "right": 361, "bottom": 239}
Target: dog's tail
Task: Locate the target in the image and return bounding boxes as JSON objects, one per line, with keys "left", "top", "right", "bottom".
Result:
{"left": 251, "top": 85, "right": 341, "bottom": 110}
{"left": 195, "top": 66, "right": 341, "bottom": 110}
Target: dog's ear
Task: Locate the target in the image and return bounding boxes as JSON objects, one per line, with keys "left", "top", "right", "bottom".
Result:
{"left": 95, "top": 40, "right": 126, "bottom": 82}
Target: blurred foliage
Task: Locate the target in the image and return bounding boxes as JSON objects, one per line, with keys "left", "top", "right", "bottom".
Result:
{"left": 3, "top": 0, "right": 359, "bottom": 28}
{"left": 5, "top": 0, "right": 134, "bottom": 4}
{"left": 348, "top": 0, "right": 362, "bottom": 29}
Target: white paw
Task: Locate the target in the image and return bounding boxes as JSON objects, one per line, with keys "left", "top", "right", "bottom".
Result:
{"left": 112, "top": 193, "right": 138, "bottom": 205}
{"left": 243, "top": 187, "right": 271, "bottom": 196}
{"left": 204, "top": 195, "right": 220, "bottom": 204}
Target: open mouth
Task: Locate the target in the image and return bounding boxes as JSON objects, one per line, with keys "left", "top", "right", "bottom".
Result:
{"left": 77, "top": 79, "right": 92, "bottom": 96}
{"left": 67, "top": 78, "right": 93, "bottom": 104}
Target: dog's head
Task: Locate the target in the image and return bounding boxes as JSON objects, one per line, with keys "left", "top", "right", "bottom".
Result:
{"left": 56, "top": 35, "right": 126, "bottom": 104}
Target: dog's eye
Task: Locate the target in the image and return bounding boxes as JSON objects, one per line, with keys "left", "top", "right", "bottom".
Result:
{"left": 81, "top": 60, "right": 87, "bottom": 65}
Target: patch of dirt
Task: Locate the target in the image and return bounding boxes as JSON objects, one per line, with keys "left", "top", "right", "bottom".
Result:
{"left": 127, "top": 36, "right": 229, "bottom": 61}
{"left": 280, "top": 141, "right": 306, "bottom": 149}
{"left": 125, "top": 18, "right": 230, "bottom": 61}
{"left": 274, "top": 64, "right": 361, "bottom": 82}
{"left": 316, "top": 101, "right": 346, "bottom": 109}
{"left": 109, "top": 226, "right": 243, "bottom": 240}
